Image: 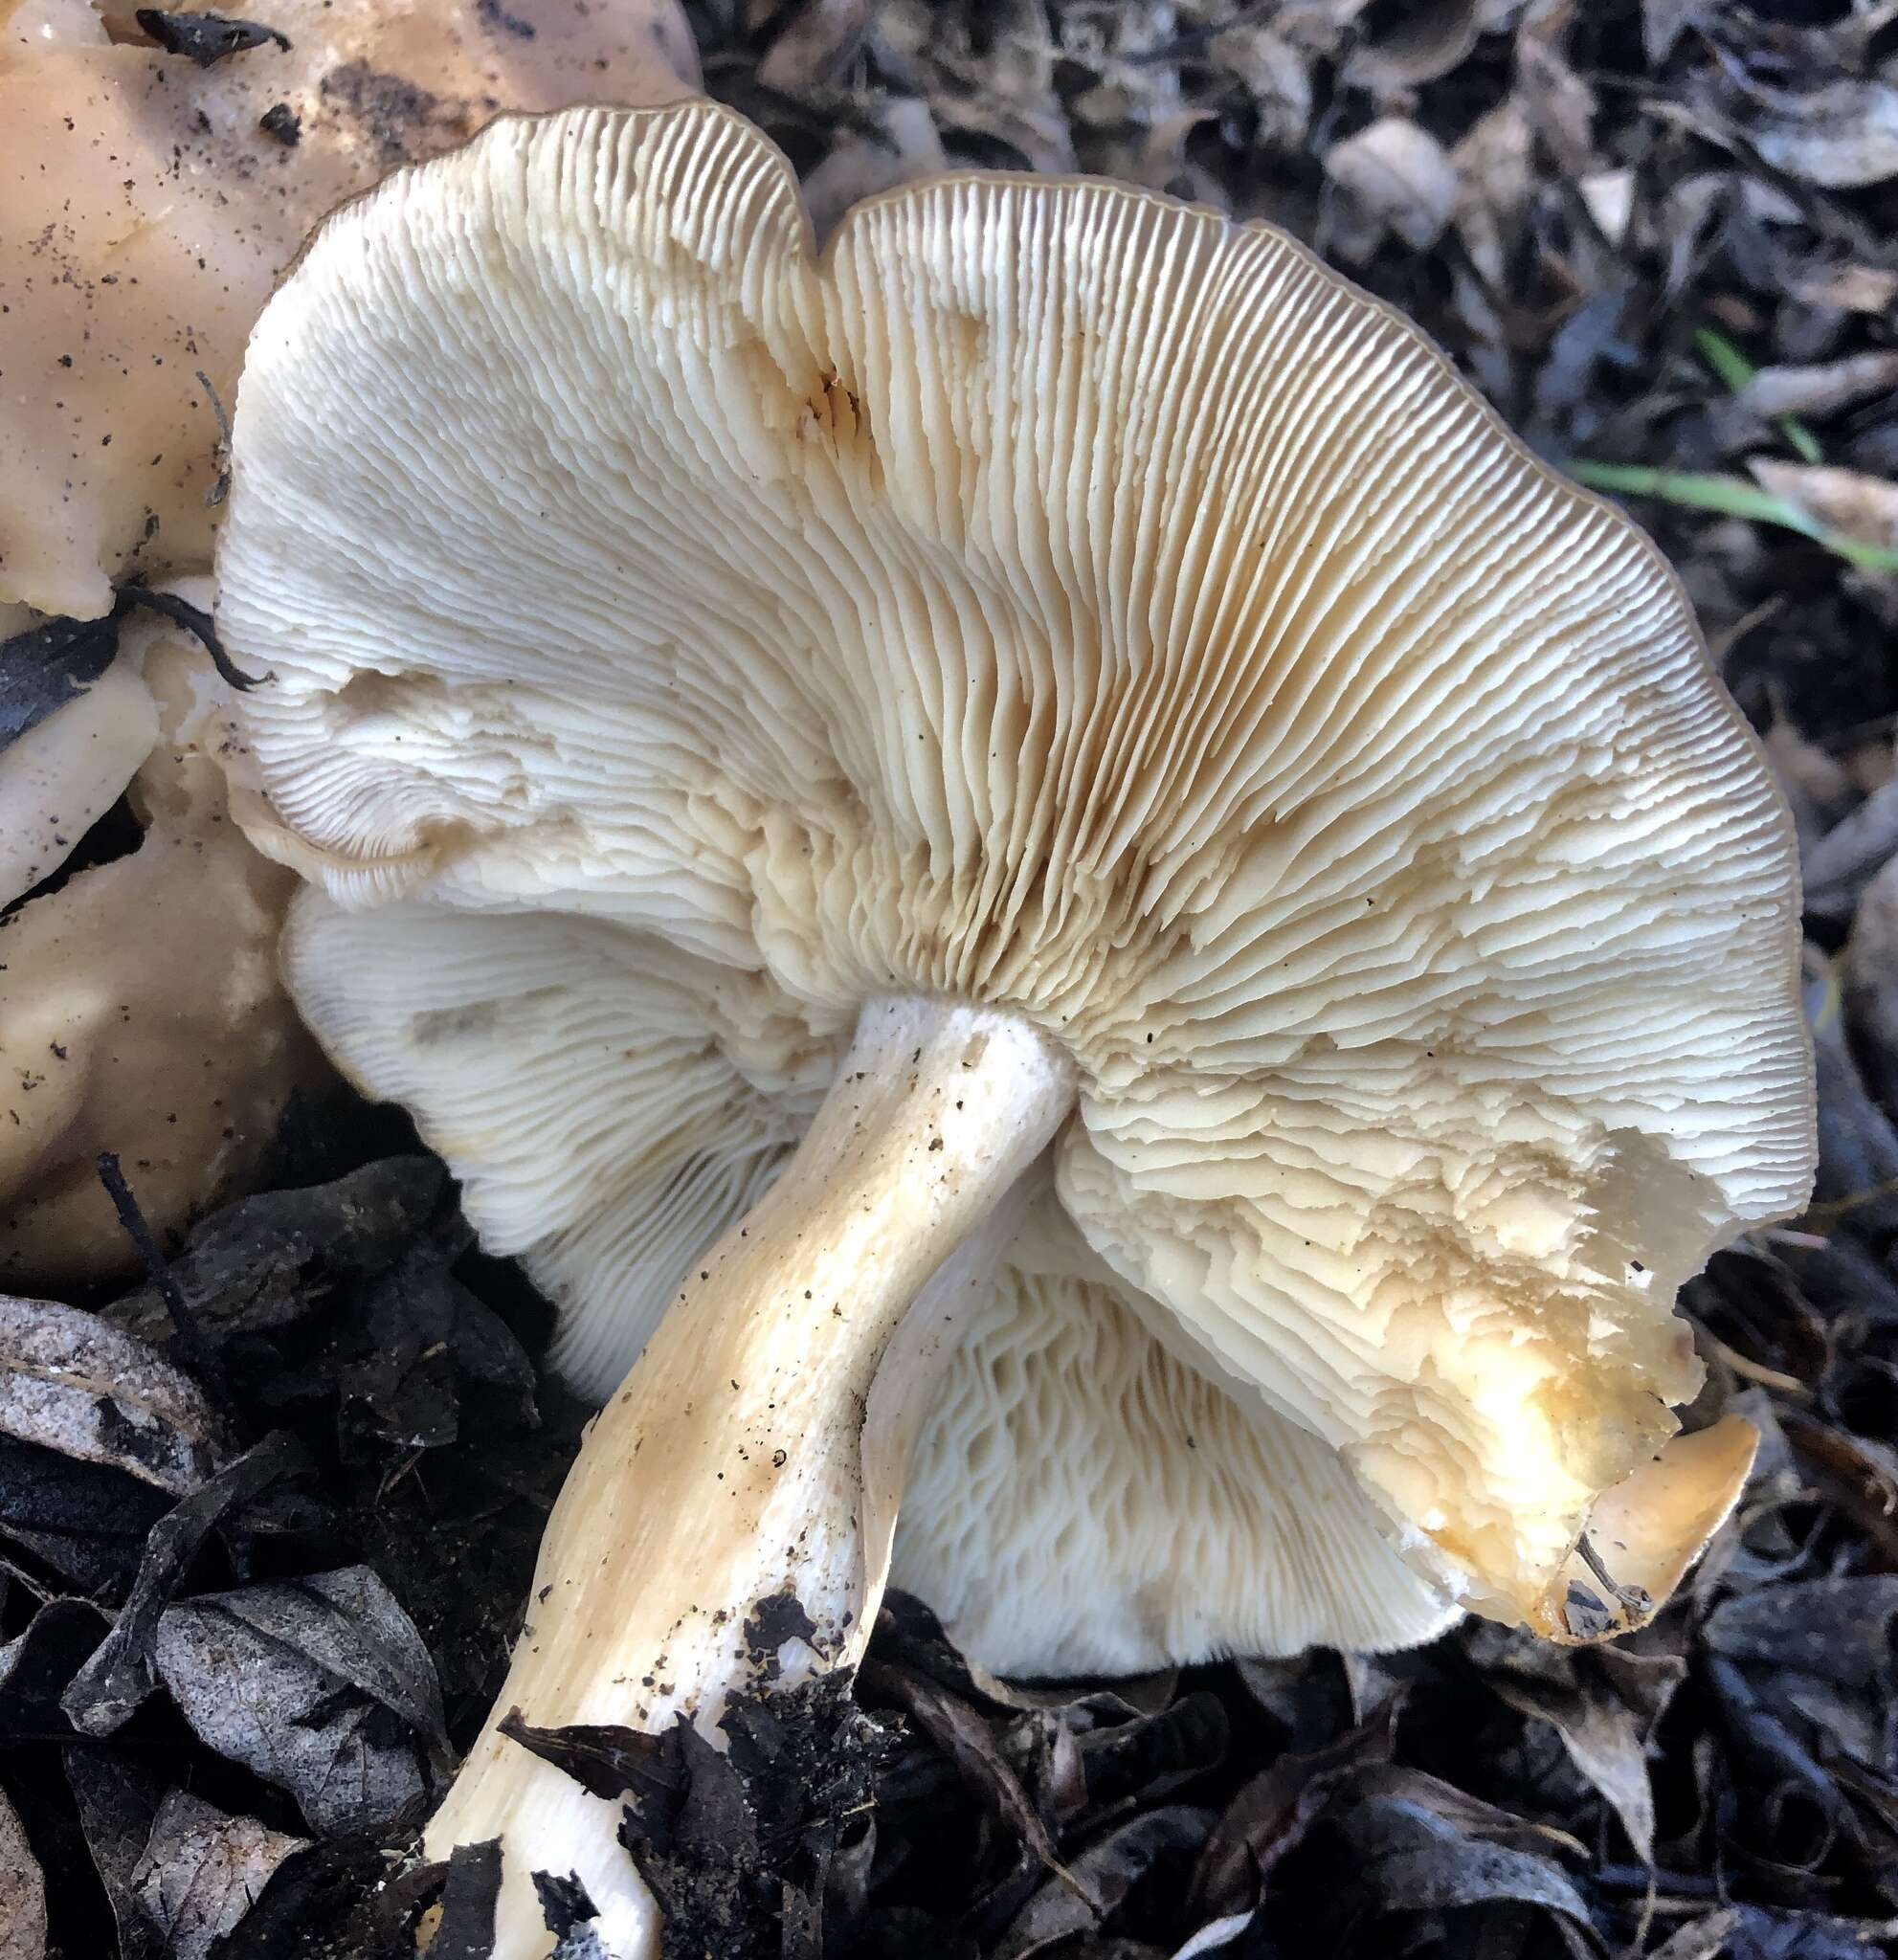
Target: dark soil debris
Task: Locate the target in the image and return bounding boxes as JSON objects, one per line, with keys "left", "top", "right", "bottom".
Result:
{"left": 133, "top": 10, "right": 293, "bottom": 70}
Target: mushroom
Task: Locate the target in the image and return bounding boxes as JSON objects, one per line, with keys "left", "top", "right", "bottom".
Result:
{"left": 213, "top": 100, "right": 1814, "bottom": 1955}
{"left": 0, "top": 586, "right": 320, "bottom": 1285}
{"left": 0, "top": 0, "right": 696, "bottom": 617}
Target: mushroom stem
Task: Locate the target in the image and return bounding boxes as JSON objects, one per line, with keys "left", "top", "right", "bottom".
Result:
{"left": 425, "top": 995, "right": 1075, "bottom": 1957}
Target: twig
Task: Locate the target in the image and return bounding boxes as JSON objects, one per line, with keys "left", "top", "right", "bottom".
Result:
{"left": 117, "top": 581, "right": 267, "bottom": 691}
{"left": 1576, "top": 1532, "right": 1654, "bottom": 1620}
{"left": 96, "top": 1150, "right": 230, "bottom": 1401}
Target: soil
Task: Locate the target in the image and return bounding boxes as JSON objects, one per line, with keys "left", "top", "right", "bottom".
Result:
{"left": 3, "top": 5, "right": 1896, "bottom": 1959}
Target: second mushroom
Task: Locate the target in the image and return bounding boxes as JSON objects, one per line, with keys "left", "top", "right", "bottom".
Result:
{"left": 214, "top": 101, "right": 1814, "bottom": 1958}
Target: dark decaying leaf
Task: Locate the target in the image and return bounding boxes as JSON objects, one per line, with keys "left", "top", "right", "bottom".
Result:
{"left": 1331, "top": 1768, "right": 1600, "bottom": 1948}
{"left": 1468, "top": 1621, "right": 1686, "bottom": 1864}
{"left": 861, "top": 1660, "right": 1073, "bottom": 1886}
{"left": 133, "top": 9, "right": 291, "bottom": 67}
{"left": 1071, "top": 1690, "right": 1227, "bottom": 1817}
{"left": 499, "top": 1708, "right": 682, "bottom": 1808}
{"left": 532, "top": 1868, "right": 599, "bottom": 1940}
{"left": 1188, "top": 1695, "right": 1401, "bottom": 1919}
{"left": 0, "top": 1434, "right": 172, "bottom": 1596}
{"left": 60, "top": 1430, "right": 306, "bottom": 1736}
{"left": 0, "top": 588, "right": 258, "bottom": 762}
{"left": 340, "top": 1248, "right": 504, "bottom": 1454}
{"left": 425, "top": 1838, "right": 502, "bottom": 1960}
{"left": 994, "top": 1805, "right": 1215, "bottom": 1958}
{"left": 111, "top": 1157, "right": 448, "bottom": 1348}
{"left": 0, "top": 611, "right": 119, "bottom": 752}
{"left": 0, "top": 1293, "right": 225, "bottom": 1497}
{"left": 1704, "top": 1576, "right": 1898, "bottom": 1884}
{"left": 0, "top": 1782, "right": 48, "bottom": 1960}
{"left": 0, "top": 1599, "right": 102, "bottom": 1740}
{"left": 66, "top": 1751, "right": 167, "bottom": 1960}
{"left": 505, "top": 1671, "right": 891, "bottom": 1960}
{"left": 151, "top": 1567, "right": 443, "bottom": 1835}
{"left": 128, "top": 1788, "right": 308, "bottom": 1960}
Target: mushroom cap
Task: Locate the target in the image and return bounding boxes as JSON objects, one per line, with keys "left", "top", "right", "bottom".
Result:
{"left": 0, "top": 590, "right": 321, "bottom": 1285}
{"left": 220, "top": 100, "right": 1814, "bottom": 1643}
{"left": 0, "top": 0, "right": 696, "bottom": 616}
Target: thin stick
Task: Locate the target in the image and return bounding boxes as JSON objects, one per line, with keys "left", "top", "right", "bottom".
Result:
{"left": 96, "top": 1150, "right": 229, "bottom": 1401}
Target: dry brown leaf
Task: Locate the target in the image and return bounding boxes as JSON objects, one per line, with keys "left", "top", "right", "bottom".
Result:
{"left": 757, "top": 0, "right": 870, "bottom": 93}
{"left": 1804, "top": 777, "right": 1898, "bottom": 924}
{"left": 1756, "top": 713, "right": 1842, "bottom": 842}
{"left": 0, "top": 1293, "right": 225, "bottom": 1495}
{"left": 1209, "top": 25, "right": 1310, "bottom": 152}
{"left": 1515, "top": 11, "right": 1597, "bottom": 178}
{"left": 129, "top": 1791, "right": 308, "bottom": 1960}
{"left": 1751, "top": 81, "right": 1898, "bottom": 188}
{"left": 1452, "top": 99, "right": 1533, "bottom": 283}
{"left": 1737, "top": 351, "right": 1898, "bottom": 422}
{"left": 1577, "top": 167, "right": 1635, "bottom": 245}
{"left": 1751, "top": 460, "right": 1898, "bottom": 554}
{"left": 1846, "top": 854, "right": 1898, "bottom": 1109}
{"left": 1349, "top": 0, "right": 1495, "bottom": 97}
{"left": 1641, "top": 0, "right": 1702, "bottom": 66}
{"left": 1792, "top": 264, "right": 1898, "bottom": 315}
{"left": 1324, "top": 117, "right": 1459, "bottom": 257}
{"left": 800, "top": 99, "right": 947, "bottom": 244}
{"left": 0, "top": 1785, "right": 47, "bottom": 1960}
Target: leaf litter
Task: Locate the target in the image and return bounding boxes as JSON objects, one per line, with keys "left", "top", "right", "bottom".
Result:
{"left": 5, "top": 2, "right": 1898, "bottom": 1955}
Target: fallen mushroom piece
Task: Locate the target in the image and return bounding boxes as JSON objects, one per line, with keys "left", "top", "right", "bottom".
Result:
{"left": 216, "top": 101, "right": 1814, "bottom": 1955}
{"left": 0, "top": 0, "right": 697, "bottom": 616}
{"left": 0, "top": 588, "right": 320, "bottom": 1287}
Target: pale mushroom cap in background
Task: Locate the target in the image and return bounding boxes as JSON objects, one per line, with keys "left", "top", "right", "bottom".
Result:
{"left": 0, "top": 593, "right": 321, "bottom": 1286}
{"left": 0, "top": 0, "right": 696, "bottom": 617}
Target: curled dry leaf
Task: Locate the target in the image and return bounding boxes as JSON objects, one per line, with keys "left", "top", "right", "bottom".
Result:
{"left": 1803, "top": 778, "right": 1898, "bottom": 924}
{"left": 152, "top": 1566, "right": 446, "bottom": 1835}
{"left": 129, "top": 1789, "right": 309, "bottom": 1960}
{"left": 995, "top": 1806, "right": 1216, "bottom": 1960}
{"left": 0, "top": 1599, "right": 102, "bottom": 1739}
{"left": 1451, "top": 99, "right": 1532, "bottom": 284}
{"left": 1333, "top": 1766, "right": 1598, "bottom": 1942}
{"left": 1845, "top": 855, "right": 1898, "bottom": 1108}
{"left": 1792, "top": 265, "right": 1898, "bottom": 316}
{"left": 1208, "top": 25, "right": 1309, "bottom": 152}
{"left": 60, "top": 1430, "right": 307, "bottom": 1736}
{"left": 1750, "top": 81, "right": 1898, "bottom": 189}
{"left": 1474, "top": 1631, "right": 1686, "bottom": 1864}
{"left": 1347, "top": 0, "right": 1489, "bottom": 98}
{"left": 800, "top": 99, "right": 947, "bottom": 245}
{"left": 1735, "top": 352, "right": 1898, "bottom": 423}
{"left": 756, "top": 0, "right": 871, "bottom": 95}
{"left": 1750, "top": 461, "right": 1898, "bottom": 557}
{"left": 0, "top": 1293, "right": 224, "bottom": 1496}
{"left": 1323, "top": 116, "right": 1460, "bottom": 256}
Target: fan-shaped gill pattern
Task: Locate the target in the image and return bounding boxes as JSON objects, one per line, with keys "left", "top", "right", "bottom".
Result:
{"left": 277, "top": 894, "right": 1447, "bottom": 1664}
{"left": 219, "top": 100, "right": 1813, "bottom": 1632}
{"left": 897, "top": 1249, "right": 1457, "bottom": 1670}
